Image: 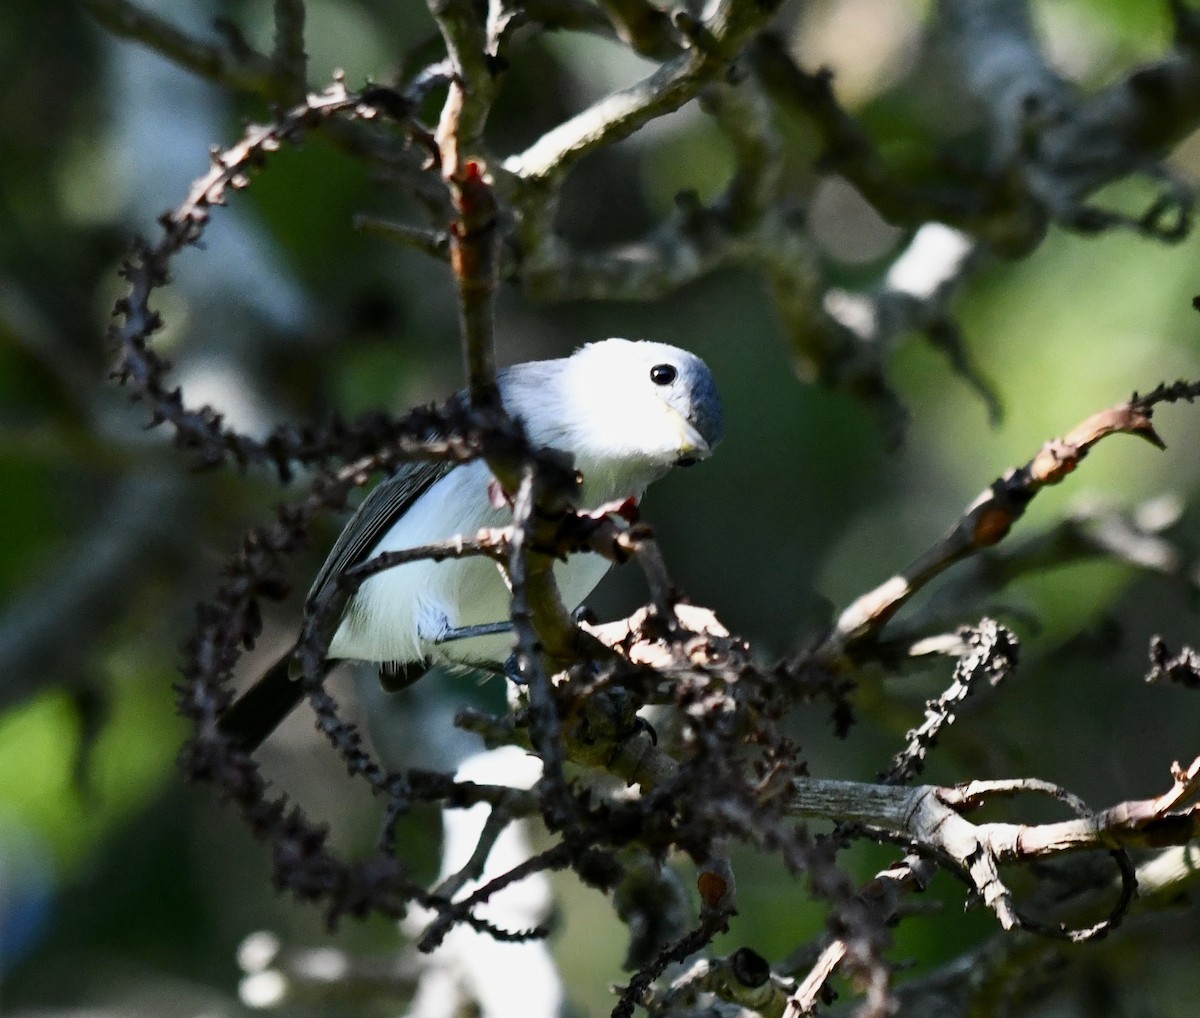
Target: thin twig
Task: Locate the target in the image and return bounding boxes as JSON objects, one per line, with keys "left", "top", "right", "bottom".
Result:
{"left": 82, "top": 0, "right": 282, "bottom": 96}
{"left": 823, "top": 384, "right": 1183, "bottom": 658}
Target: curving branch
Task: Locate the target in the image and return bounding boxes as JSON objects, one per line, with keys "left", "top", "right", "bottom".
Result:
{"left": 821, "top": 381, "right": 1199, "bottom": 660}
{"left": 775, "top": 757, "right": 1200, "bottom": 1015}
{"left": 107, "top": 78, "right": 446, "bottom": 479}
{"left": 82, "top": 0, "right": 283, "bottom": 97}
{"left": 885, "top": 839, "right": 1200, "bottom": 1017}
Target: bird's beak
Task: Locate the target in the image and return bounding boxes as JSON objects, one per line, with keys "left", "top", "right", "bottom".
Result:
{"left": 663, "top": 403, "right": 711, "bottom": 466}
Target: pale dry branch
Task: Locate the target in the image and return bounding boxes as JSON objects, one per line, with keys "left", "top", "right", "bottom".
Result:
{"left": 503, "top": 52, "right": 701, "bottom": 186}
{"left": 778, "top": 753, "right": 1197, "bottom": 1015}
{"left": 825, "top": 385, "right": 1178, "bottom": 658}
{"left": 502, "top": 0, "right": 785, "bottom": 283}
{"left": 941, "top": 496, "right": 1189, "bottom": 622}
{"left": 784, "top": 854, "right": 935, "bottom": 1018}
{"left": 786, "top": 757, "right": 1200, "bottom": 931}
{"left": 888, "top": 841, "right": 1200, "bottom": 1017}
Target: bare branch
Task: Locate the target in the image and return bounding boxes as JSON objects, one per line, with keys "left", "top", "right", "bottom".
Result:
{"left": 88, "top": 0, "right": 1200, "bottom": 1005}
{"left": 508, "top": 467, "right": 574, "bottom": 827}
{"left": 446, "top": 161, "right": 503, "bottom": 407}
{"left": 786, "top": 758, "right": 1200, "bottom": 935}
{"left": 108, "top": 78, "right": 445, "bottom": 479}
{"left": 881, "top": 619, "right": 1017, "bottom": 786}
{"left": 825, "top": 384, "right": 1181, "bottom": 656}
{"left": 428, "top": 0, "right": 497, "bottom": 158}
{"left": 784, "top": 853, "right": 934, "bottom": 1018}
{"left": 936, "top": 0, "right": 1200, "bottom": 245}
{"left": 354, "top": 214, "right": 451, "bottom": 260}
{"left": 521, "top": 0, "right": 618, "bottom": 40}
{"left": 82, "top": 0, "right": 282, "bottom": 97}
{"left": 504, "top": 0, "right": 783, "bottom": 187}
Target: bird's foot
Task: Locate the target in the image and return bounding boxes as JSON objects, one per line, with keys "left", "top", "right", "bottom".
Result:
{"left": 572, "top": 604, "right": 598, "bottom": 626}
{"left": 502, "top": 653, "right": 526, "bottom": 685}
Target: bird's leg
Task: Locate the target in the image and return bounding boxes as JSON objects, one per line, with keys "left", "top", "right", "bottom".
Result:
{"left": 572, "top": 604, "right": 598, "bottom": 625}
{"left": 433, "top": 621, "right": 514, "bottom": 643}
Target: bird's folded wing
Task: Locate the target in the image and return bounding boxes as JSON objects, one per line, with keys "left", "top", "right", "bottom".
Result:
{"left": 305, "top": 459, "right": 457, "bottom": 611}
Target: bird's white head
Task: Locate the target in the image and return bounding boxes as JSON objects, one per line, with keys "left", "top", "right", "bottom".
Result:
{"left": 501, "top": 338, "right": 725, "bottom": 498}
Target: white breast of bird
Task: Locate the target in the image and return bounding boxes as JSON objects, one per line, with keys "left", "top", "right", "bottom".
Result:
{"left": 326, "top": 458, "right": 641, "bottom": 669}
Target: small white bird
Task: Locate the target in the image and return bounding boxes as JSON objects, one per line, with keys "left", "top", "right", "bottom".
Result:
{"left": 219, "top": 338, "right": 724, "bottom": 751}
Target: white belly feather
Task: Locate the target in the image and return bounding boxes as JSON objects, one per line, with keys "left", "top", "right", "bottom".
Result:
{"left": 327, "top": 460, "right": 632, "bottom": 668}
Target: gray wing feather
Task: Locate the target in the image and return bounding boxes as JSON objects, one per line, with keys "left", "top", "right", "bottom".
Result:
{"left": 305, "top": 459, "right": 456, "bottom": 610}
{"left": 305, "top": 366, "right": 558, "bottom": 612}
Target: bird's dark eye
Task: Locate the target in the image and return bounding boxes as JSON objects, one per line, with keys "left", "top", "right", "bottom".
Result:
{"left": 650, "top": 363, "right": 677, "bottom": 386}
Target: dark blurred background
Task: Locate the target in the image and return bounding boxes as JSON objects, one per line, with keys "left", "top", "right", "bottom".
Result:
{"left": 3, "top": 0, "right": 1200, "bottom": 1014}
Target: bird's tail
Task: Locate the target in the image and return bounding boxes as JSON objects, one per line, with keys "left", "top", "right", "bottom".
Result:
{"left": 217, "top": 650, "right": 333, "bottom": 753}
